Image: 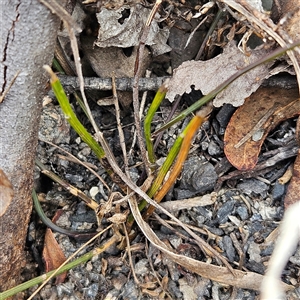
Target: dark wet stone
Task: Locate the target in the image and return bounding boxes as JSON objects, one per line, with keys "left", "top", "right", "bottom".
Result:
{"left": 216, "top": 104, "right": 236, "bottom": 128}
{"left": 216, "top": 199, "right": 235, "bottom": 224}
{"left": 174, "top": 157, "right": 218, "bottom": 200}
{"left": 272, "top": 181, "right": 286, "bottom": 201}
{"left": 223, "top": 235, "right": 236, "bottom": 262}
{"left": 245, "top": 260, "right": 265, "bottom": 274}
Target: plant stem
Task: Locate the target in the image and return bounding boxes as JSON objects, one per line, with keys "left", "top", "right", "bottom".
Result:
{"left": 43, "top": 66, "right": 105, "bottom": 160}
{"left": 144, "top": 81, "right": 168, "bottom": 164}
{"left": 143, "top": 109, "right": 210, "bottom": 220}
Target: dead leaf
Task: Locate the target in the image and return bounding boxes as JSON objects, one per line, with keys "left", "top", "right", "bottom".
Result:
{"left": 0, "top": 168, "right": 14, "bottom": 217}
{"left": 275, "top": 0, "right": 300, "bottom": 209}
{"left": 224, "top": 87, "right": 300, "bottom": 170}
{"left": 166, "top": 41, "right": 277, "bottom": 106}
{"left": 95, "top": 4, "right": 171, "bottom": 56}
{"left": 42, "top": 210, "right": 67, "bottom": 284}
{"left": 128, "top": 197, "right": 293, "bottom": 292}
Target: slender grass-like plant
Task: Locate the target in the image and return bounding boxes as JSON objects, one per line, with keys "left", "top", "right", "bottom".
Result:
{"left": 144, "top": 80, "right": 169, "bottom": 164}
{"left": 44, "top": 66, "right": 105, "bottom": 160}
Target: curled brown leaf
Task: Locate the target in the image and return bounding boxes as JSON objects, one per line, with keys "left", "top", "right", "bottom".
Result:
{"left": 224, "top": 87, "right": 300, "bottom": 170}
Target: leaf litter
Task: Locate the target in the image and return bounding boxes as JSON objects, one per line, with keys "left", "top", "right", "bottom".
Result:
{"left": 21, "top": 1, "right": 300, "bottom": 297}
{"left": 166, "top": 41, "right": 288, "bottom": 107}
{"left": 42, "top": 210, "right": 67, "bottom": 285}
{"left": 224, "top": 86, "right": 300, "bottom": 170}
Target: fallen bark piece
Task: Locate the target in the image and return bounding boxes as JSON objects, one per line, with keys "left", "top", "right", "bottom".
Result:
{"left": 224, "top": 87, "right": 300, "bottom": 170}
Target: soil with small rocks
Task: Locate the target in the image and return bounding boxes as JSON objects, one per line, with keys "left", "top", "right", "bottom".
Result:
{"left": 19, "top": 1, "right": 300, "bottom": 299}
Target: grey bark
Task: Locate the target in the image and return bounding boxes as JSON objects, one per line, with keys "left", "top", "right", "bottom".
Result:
{"left": 0, "top": 0, "right": 60, "bottom": 292}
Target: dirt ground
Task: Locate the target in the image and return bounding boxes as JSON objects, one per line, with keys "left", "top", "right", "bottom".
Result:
{"left": 19, "top": 1, "right": 300, "bottom": 299}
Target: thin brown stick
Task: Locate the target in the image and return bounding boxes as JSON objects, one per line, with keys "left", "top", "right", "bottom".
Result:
{"left": 35, "top": 159, "right": 99, "bottom": 211}
{"left": 132, "top": 0, "right": 162, "bottom": 176}
{"left": 122, "top": 223, "right": 140, "bottom": 285}
{"left": 112, "top": 74, "right": 129, "bottom": 176}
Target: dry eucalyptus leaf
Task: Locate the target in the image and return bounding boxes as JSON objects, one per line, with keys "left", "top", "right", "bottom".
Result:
{"left": 128, "top": 197, "right": 293, "bottom": 291}
{"left": 42, "top": 211, "right": 67, "bottom": 284}
{"left": 166, "top": 42, "right": 274, "bottom": 107}
{"left": 224, "top": 87, "right": 300, "bottom": 170}
{"left": 0, "top": 168, "right": 14, "bottom": 217}
{"left": 95, "top": 4, "right": 171, "bottom": 56}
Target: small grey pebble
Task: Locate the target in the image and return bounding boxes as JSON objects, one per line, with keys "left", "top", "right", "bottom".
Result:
{"left": 236, "top": 205, "right": 249, "bottom": 220}
{"left": 289, "top": 247, "right": 300, "bottom": 266}
{"left": 84, "top": 283, "right": 99, "bottom": 298}
{"left": 223, "top": 235, "right": 236, "bottom": 262}
{"left": 261, "top": 245, "right": 275, "bottom": 257}
{"left": 65, "top": 173, "right": 83, "bottom": 183}
{"left": 201, "top": 141, "right": 209, "bottom": 151}
{"left": 216, "top": 104, "right": 235, "bottom": 128}
{"left": 272, "top": 181, "right": 286, "bottom": 201}
{"left": 245, "top": 260, "right": 265, "bottom": 274}
{"left": 208, "top": 140, "right": 221, "bottom": 156}
{"left": 216, "top": 199, "right": 235, "bottom": 224}
{"left": 120, "top": 280, "right": 139, "bottom": 300}
{"left": 168, "top": 279, "right": 183, "bottom": 299}
{"left": 134, "top": 259, "right": 149, "bottom": 275}
{"left": 237, "top": 179, "right": 268, "bottom": 197}
{"left": 195, "top": 215, "right": 206, "bottom": 225}
{"left": 175, "top": 157, "right": 218, "bottom": 199}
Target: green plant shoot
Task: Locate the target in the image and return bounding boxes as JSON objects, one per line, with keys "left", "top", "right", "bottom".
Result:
{"left": 144, "top": 80, "right": 169, "bottom": 164}
{"left": 43, "top": 65, "right": 105, "bottom": 160}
